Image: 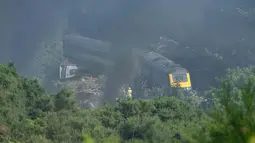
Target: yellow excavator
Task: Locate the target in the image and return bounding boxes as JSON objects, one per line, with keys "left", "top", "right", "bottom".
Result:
{"left": 59, "top": 34, "right": 192, "bottom": 91}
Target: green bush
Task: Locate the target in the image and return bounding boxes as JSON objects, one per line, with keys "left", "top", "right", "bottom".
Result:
{"left": 193, "top": 81, "right": 255, "bottom": 143}
{"left": 193, "top": 67, "right": 255, "bottom": 143}
{"left": 0, "top": 63, "right": 209, "bottom": 143}
{"left": 1, "top": 63, "right": 255, "bottom": 143}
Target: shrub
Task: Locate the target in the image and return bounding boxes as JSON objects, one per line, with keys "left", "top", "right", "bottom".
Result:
{"left": 193, "top": 80, "right": 255, "bottom": 143}
{"left": 4, "top": 63, "right": 255, "bottom": 143}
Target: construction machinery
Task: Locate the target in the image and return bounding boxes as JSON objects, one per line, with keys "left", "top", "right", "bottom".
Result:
{"left": 59, "top": 34, "right": 192, "bottom": 91}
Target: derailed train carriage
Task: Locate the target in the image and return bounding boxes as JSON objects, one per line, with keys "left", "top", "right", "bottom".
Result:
{"left": 60, "top": 34, "right": 192, "bottom": 90}
{"left": 136, "top": 51, "right": 192, "bottom": 90}
{"left": 61, "top": 34, "right": 114, "bottom": 77}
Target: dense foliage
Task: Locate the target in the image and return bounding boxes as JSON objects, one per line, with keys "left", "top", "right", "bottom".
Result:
{"left": 1, "top": 63, "right": 255, "bottom": 143}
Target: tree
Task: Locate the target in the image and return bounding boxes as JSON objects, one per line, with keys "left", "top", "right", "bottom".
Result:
{"left": 0, "top": 63, "right": 209, "bottom": 143}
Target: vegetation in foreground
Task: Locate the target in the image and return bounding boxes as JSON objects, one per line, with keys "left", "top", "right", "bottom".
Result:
{"left": 0, "top": 63, "right": 255, "bottom": 143}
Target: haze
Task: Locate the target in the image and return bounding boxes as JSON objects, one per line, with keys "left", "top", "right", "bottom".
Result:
{"left": 0, "top": 0, "right": 254, "bottom": 103}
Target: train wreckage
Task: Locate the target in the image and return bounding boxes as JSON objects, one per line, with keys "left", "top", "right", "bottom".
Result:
{"left": 60, "top": 34, "right": 192, "bottom": 92}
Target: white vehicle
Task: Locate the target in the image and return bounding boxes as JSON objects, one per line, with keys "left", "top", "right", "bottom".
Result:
{"left": 59, "top": 60, "right": 78, "bottom": 79}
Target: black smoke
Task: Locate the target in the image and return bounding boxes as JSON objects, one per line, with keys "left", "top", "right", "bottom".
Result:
{"left": 1, "top": 0, "right": 255, "bottom": 104}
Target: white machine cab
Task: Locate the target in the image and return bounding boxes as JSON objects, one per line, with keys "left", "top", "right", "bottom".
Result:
{"left": 59, "top": 60, "right": 78, "bottom": 79}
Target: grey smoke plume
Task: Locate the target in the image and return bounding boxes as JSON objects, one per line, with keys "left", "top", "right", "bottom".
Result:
{"left": 1, "top": 0, "right": 254, "bottom": 104}
{"left": 92, "top": 0, "right": 210, "bottom": 104}
{"left": 0, "top": 0, "right": 71, "bottom": 76}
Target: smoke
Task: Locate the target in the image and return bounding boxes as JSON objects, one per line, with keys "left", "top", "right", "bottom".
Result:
{"left": 81, "top": 0, "right": 255, "bottom": 103}
{"left": 0, "top": 0, "right": 71, "bottom": 76}
{"left": 79, "top": 0, "right": 211, "bottom": 104}
{"left": 1, "top": 0, "right": 254, "bottom": 103}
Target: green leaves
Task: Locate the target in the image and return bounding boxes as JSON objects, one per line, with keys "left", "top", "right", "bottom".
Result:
{"left": 5, "top": 63, "right": 255, "bottom": 143}
{"left": 197, "top": 70, "right": 255, "bottom": 143}
{"left": 53, "top": 88, "right": 76, "bottom": 111}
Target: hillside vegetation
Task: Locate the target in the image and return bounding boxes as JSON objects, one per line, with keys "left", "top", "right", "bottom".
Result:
{"left": 0, "top": 63, "right": 255, "bottom": 143}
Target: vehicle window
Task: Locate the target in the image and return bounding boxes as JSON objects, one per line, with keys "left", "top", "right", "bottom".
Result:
{"left": 172, "top": 74, "right": 188, "bottom": 82}
{"left": 70, "top": 69, "right": 76, "bottom": 76}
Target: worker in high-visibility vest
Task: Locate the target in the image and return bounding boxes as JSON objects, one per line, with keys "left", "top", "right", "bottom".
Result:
{"left": 127, "top": 87, "right": 132, "bottom": 99}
